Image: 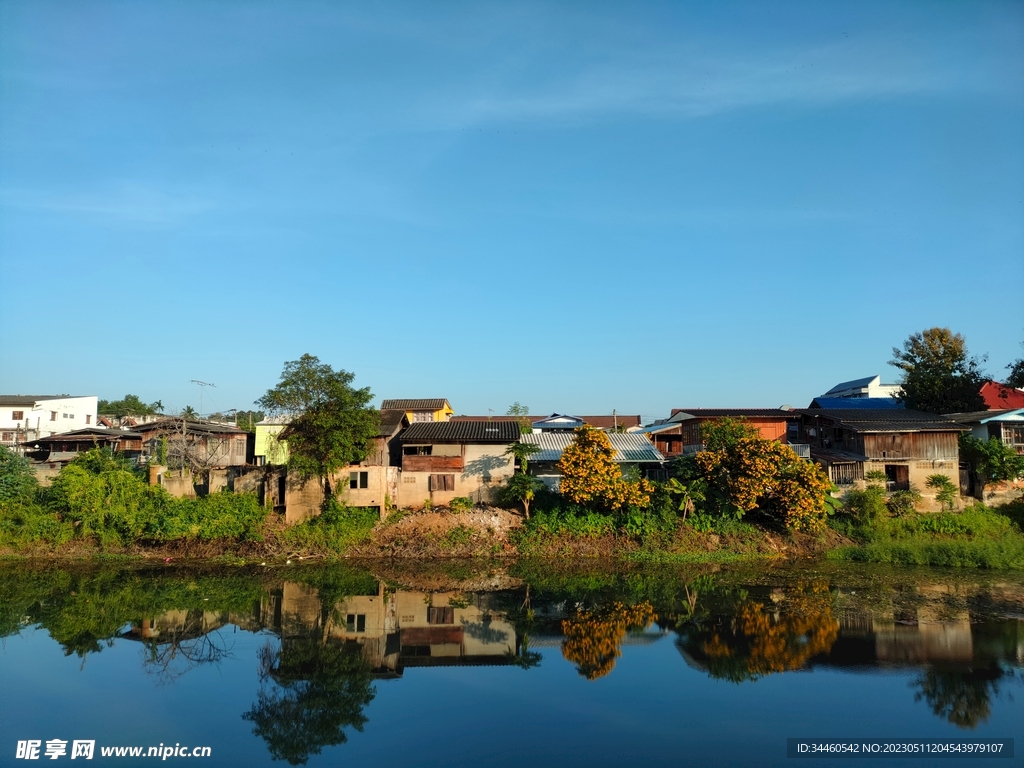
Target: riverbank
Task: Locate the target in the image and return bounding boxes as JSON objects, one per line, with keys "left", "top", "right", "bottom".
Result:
{"left": 4, "top": 499, "right": 1023, "bottom": 569}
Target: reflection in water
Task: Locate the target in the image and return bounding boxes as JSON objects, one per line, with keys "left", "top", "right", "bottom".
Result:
{"left": 1, "top": 562, "right": 1022, "bottom": 764}
{"left": 243, "top": 639, "right": 375, "bottom": 766}
{"left": 678, "top": 582, "right": 839, "bottom": 683}
{"left": 913, "top": 663, "right": 1007, "bottom": 729}
{"left": 561, "top": 602, "right": 657, "bottom": 680}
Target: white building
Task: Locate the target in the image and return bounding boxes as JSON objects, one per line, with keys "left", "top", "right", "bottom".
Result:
{"left": 819, "top": 375, "right": 901, "bottom": 400}
{"left": 0, "top": 395, "right": 99, "bottom": 449}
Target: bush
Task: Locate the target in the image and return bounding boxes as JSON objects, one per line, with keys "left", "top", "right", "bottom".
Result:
{"left": 448, "top": 496, "right": 474, "bottom": 514}
{"left": 926, "top": 474, "right": 959, "bottom": 511}
{"left": 886, "top": 488, "right": 921, "bottom": 517}
{"left": 841, "top": 486, "right": 888, "bottom": 525}
{"left": 280, "top": 499, "right": 377, "bottom": 554}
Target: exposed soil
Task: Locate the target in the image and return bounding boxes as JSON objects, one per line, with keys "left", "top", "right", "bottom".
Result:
{"left": 350, "top": 505, "right": 524, "bottom": 558}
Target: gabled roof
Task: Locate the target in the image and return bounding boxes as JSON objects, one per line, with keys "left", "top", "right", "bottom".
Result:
{"left": 798, "top": 409, "right": 963, "bottom": 433}
{"left": 132, "top": 418, "right": 245, "bottom": 436}
{"left": 520, "top": 432, "right": 664, "bottom": 463}
{"left": 980, "top": 381, "right": 1024, "bottom": 409}
{"left": 381, "top": 398, "right": 450, "bottom": 411}
{"left": 823, "top": 375, "right": 879, "bottom": 395}
{"left": 378, "top": 409, "right": 408, "bottom": 437}
{"left": 946, "top": 409, "right": 1024, "bottom": 425}
{"left": 451, "top": 414, "right": 642, "bottom": 429}
{"left": 397, "top": 420, "right": 521, "bottom": 443}
{"left": 532, "top": 414, "right": 586, "bottom": 429}
{"left": 28, "top": 427, "right": 142, "bottom": 443}
{"left": 668, "top": 408, "right": 795, "bottom": 422}
{"left": 808, "top": 397, "right": 904, "bottom": 410}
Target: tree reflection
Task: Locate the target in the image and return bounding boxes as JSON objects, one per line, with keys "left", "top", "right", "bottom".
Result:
{"left": 912, "top": 663, "right": 1006, "bottom": 729}
{"left": 561, "top": 601, "right": 657, "bottom": 680}
{"left": 243, "top": 639, "right": 375, "bottom": 765}
{"left": 677, "top": 582, "right": 838, "bottom": 682}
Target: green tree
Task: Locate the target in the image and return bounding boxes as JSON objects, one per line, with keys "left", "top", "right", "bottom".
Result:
{"left": 506, "top": 402, "right": 533, "bottom": 433}
{"left": 1006, "top": 340, "right": 1024, "bottom": 388}
{"left": 233, "top": 410, "right": 265, "bottom": 433}
{"left": 257, "top": 355, "right": 378, "bottom": 508}
{"left": 0, "top": 446, "right": 37, "bottom": 503}
{"left": 180, "top": 406, "right": 198, "bottom": 419}
{"left": 926, "top": 474, "right": 959, "bottom": 511}
{"left": 97, "top": 394, "right": 163, "bottom": 417}
{"left": 502, "top": 472, "right": 543, "bottom": 519}
{"left": 959, "top": 435, "right": 1024, "bottom": 488}
{"left": 244, "top": 639, "right": 375, "bottom": 765}
{"left": 889, "top": 328, "right": 986, "bottom": 413}
{"left": 700, "top": 417, "right": 759, "bottom": 451}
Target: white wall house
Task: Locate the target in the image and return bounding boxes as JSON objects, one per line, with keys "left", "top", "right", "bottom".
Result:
{"left": 819, "top": 375, "right": 901, "bottom": 400}
{"left": 0, "top": 395, "right": 99, "bottom": 449}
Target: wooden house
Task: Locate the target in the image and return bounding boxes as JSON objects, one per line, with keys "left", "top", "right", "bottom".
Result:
{"left": 798, "top": 409, "right": 965, "bottom": 507}
{"left": 641, "top": 408, "right": 800, "bottom": 458}
{"left": 380, "top": 398, "right": 453, "bottom": 424}
{"left": 23, "top": 427, "right": 144, "bottom": 463}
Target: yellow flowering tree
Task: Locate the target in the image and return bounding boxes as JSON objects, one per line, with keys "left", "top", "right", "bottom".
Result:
{"left": 693, "top": 432, "right": 832, "bottom": 532}
{"left": 557, "top": 427, "right": 653, "bottom": 511}
{"left": 561, "top": 601, "right": 657, "bottom": 680}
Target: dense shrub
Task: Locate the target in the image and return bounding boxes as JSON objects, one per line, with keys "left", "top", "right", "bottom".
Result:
{"left": 279, "top": 499, "right": 377, "bottom": 554}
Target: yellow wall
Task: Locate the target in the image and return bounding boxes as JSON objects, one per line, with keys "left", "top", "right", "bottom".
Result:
{"left": 255, "top": 423, "right": 289, "bottom": 465}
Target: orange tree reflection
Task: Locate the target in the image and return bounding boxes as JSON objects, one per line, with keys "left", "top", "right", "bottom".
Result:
{"left": 561, "top": 601, "right": 657, "bottom": 681}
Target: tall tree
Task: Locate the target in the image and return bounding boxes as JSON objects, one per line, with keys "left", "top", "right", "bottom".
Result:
{"left": 506, "top": 402, "right": 533, "bottom": 433}
{"left": 557, "top": 427, "right": 652, "bottom": 511}
{"left": 257, "top": 355, "right": 378, "bottom": 507}
{"left": 889, "top": 328, "right": 986, "bottom": 413}
{"left": 97, "top": 394, "right": 163, "bottom": 417}
{"left": 1006, "top": 340, "right": 1024, "bottom": 388}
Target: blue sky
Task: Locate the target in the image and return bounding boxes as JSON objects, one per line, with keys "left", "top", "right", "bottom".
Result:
{"left": 1, "top": 1, "right": 1022, "bottom": 423}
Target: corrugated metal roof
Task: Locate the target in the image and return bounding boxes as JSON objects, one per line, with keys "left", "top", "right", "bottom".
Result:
{"left": 397, "top": 420, "right": 521, "bottom": 442}
{"left": 669, "top": 408, "right": 796, "bottom": 422}
{"left": 823, "top": 375, "right": 878, "bottom": 395}
{"left": 381, "top": 398, "right": 450, "bottom": 410}
{"left": 808, "top": 397, "right": 904, "bottom": 410}
{"left": 521, "top": 432, "right": 664, "bottom": 463}
{"left": 30, "top": 427, "right": 143, "bottom": 443}
{"left": 946, "top": 409, "right": 1024, "bottom": 424}
{"left": 798, "top": 409, "right": 963, "bottom": 433}
{"left": 0, "top": 395, "right": 72, "bottom": 406}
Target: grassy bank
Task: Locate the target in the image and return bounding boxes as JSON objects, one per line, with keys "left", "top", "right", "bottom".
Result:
{"left": 826, "top": 500, "right": 1024, "bottom": 569}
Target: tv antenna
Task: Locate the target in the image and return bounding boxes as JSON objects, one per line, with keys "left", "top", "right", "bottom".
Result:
{"left": 190, "top": 380, "right": 216, "bottom": 417}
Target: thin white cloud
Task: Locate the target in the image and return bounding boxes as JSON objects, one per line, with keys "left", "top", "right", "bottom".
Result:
{"left": 0, "top": 183, "right": 216, "bottom": 224}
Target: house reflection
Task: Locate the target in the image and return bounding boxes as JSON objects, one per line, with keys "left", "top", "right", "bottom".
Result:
{"left": 277, "top": 582, "right": 517, "bottom": 676}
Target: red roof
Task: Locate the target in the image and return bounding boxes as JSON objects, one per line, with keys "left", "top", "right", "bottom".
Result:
{"left": 981, "top": 381, "right": 1024, "bottom": 409}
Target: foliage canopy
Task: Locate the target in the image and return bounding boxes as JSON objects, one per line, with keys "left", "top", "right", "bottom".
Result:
{"left": 889, "top": 328, "right": 986, "bottom": 413}
{"left": 258, "top": 355, "right": 378, "bottom": 504}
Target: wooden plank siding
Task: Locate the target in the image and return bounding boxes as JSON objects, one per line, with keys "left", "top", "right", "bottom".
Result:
{"left": 402, "top": 455, "right": 465, "bottom": 473}
{"left": 862, "top": 432, "right": 958, "bottom": 461}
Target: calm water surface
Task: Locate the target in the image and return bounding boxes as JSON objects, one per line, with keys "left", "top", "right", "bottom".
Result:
{"left": 1, "top": 561, "right": 1022, "bottom": 767}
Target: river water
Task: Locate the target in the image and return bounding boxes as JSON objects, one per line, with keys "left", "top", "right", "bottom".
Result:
{"left": 1, "top": 561, "right": 1021, "bottom": 767}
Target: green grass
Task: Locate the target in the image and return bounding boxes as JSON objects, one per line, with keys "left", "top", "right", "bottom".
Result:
{"left": 278, "top": 501, "right": 378, "bottom": 555}
{"left": 827, "top": 501, "right": 1024, "bottom": 569}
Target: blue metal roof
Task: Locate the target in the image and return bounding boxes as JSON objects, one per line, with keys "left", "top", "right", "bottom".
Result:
{"left": 808, "top": 397, "right": 904, "bottom": 410}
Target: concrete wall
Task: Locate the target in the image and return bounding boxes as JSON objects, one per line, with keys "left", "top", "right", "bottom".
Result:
{"left": 398, "top": 443, "right": 514, "bottom": 507}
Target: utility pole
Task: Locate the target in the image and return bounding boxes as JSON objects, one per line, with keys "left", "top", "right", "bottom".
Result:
{"left": 190, "top": 380, "right": 216, "bottom": 418}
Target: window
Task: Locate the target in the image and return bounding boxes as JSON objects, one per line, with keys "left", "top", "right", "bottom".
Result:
{"left": 350, "top": 471, "right": 369, "bottom": 489}
{"left": 428, "top": 474, "right": 455, "bottom": 491}
{"left": 63, "top": 413, "right": 69, "bottom": 419}
{"left": 412, "top": 411, "right": 433, "bottom": 422}
{"left": 85, "top": 415, "right": 91, "bottom": 425}
{"left": 346, "top": 614, "right": 366, "bottom": 632}
{"left": 11, "top": 411, "right": 23, "bottom": 420}
{"left": 50, "top": 412, "right": 57, "bottom": 421}
{"left": 427, "top": 606, "right": 454, "bottom": 624}
{"left": 1, "top": 432, "right": 13, "bottom": 442}
{"left": 403, "top": 445, "right": 431, "bottom": 456}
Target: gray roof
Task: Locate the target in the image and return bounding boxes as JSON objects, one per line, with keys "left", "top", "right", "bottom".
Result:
{"left": 132, "top": 418, "right": 245, "bottom": 435}
{"left": 381, "top": 398, "right": 450, "bottom": 411}
{"left": 798, "top": 409, "right": 963, "bottom": 433}
{"left": 0, "top": 395, "right": 75, "bottom": 406}
{"left": 378, "top": 409, "right": 407, "bottom": 437}
{"left": 397, "top": 420, "right": 521, "bottom": 443}
{"left": 28, "top": 427, "right": 142, "bottom": 445}
{"left": 669, "top": 408, "right": 796, "bottom": 422}
{"left": 946, "top": 409, "right": 1024, "bottom": 424}
{"left": 520, "top": 432, "right": 664, "bottom": 463}
{"left": 823, "top": 375, "right": 878, "bottom": 395}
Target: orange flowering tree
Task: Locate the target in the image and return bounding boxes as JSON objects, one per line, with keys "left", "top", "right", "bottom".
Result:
{"left": 561, "top": 601, "right": 657, "bottom": 680}
{"left": 692, "top": 432, "right": 832, "bottom": 532}
{"left": 557, "top": 427, "right": 653, "bottom": 511}
{"left": 682, "top": 582, "right": 839, "bottom": 682}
